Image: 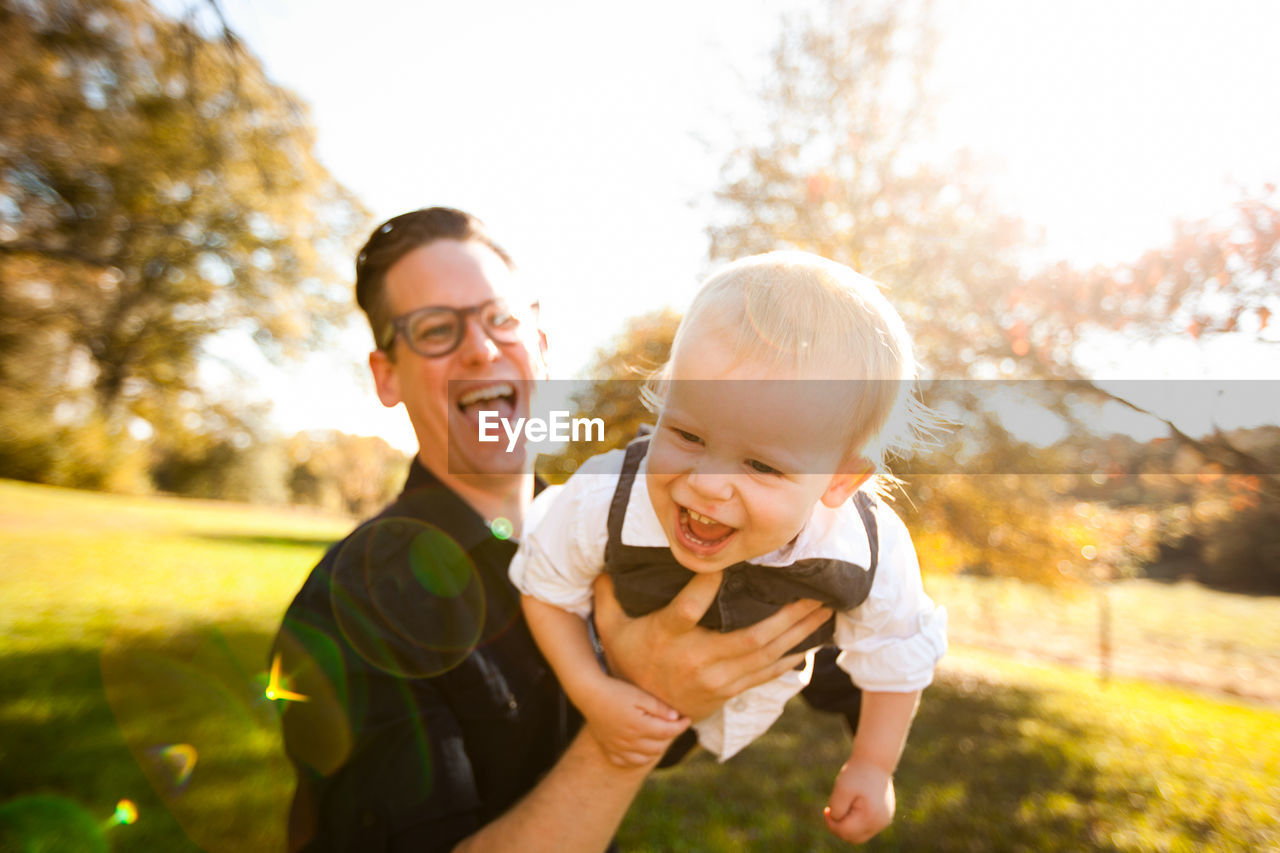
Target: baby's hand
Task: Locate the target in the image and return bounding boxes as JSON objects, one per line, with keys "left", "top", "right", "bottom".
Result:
{"left": 823, "top": 756, "right": 895, "bottom": 844}
{"left": 581, "top": 677, "right": 689, "bottom": 768}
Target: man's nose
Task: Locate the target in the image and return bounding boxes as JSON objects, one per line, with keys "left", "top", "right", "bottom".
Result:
{"left": 456, "top": 315, "right": 500, "bottom": 365}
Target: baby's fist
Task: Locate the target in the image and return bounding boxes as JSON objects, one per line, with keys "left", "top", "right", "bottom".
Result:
{"left": 824, "top": 758, "right": 895, "bottom": 844}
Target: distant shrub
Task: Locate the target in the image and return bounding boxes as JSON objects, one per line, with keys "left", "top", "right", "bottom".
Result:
{"left": 1149, "top": 485, "right": 1280, "bottom": 595}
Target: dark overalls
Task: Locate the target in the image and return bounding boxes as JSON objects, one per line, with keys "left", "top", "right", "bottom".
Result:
{"left": 603, "top": 436, "right": 881, "bottom": 762}
{"left": 605, "top": 436, "right": 881, "bottom": 643}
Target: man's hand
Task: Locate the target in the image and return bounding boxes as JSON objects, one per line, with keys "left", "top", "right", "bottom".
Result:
{"left": 578, "top": 676, "right": 690, "bottom": 768}
{"left": 823, "top": 756, "right": 895, "bottom": 844}
{"left": 592, "top": 572, "right": 832, "bottom": 721}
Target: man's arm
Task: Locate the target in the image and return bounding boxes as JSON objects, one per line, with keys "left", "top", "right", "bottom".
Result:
{"left": 452, "top": 729, "right": 656, "bottom": 853}
{"left": 449, "top": 591, "right": 698, "bottom": 851}
{"left": 279, "top": 603, "right": 674, "bottom": 853}
{"left": 592, "top": 572, "right": 833, "bottom": 721}
{"left": 285, "top": 772, "right": 318, "bottom": 853}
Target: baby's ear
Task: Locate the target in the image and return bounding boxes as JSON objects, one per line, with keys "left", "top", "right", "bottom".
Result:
{"left": 820, "top": 456, "right": 873, "bottom": 508}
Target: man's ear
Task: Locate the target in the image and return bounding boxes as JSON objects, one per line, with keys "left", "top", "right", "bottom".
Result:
{"left": 368, "top": 349, "right": 402, "bottom": 408}
{"left": 820, "top": 456, "right": 873, "bottom": 508}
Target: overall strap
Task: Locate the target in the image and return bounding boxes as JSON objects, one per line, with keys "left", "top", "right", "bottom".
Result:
{"left": 852, "top": 491, "right": 879, "bottom": 573}
{"left": 605, "top": 437, "right": 650, "bottom": 560}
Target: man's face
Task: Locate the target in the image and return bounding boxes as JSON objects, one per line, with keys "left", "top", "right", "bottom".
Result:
{"left": 645, "top": 326, "right": 868, "bottom": 574}
{"left": 369, "top": 239, "right": 544, "bottom": 483}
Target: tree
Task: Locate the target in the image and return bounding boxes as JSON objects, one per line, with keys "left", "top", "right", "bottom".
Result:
{"left": 283, "top": 431, "right": 407, "bottom": 517}
{"left": 708, "top": 0, "right": 1279, "bottom": 493}
{"left": 1004, "top": 189, "right": 1280, "bottom": 496}
{"left": 563, "top": 0, "right": 1280, "bottom": 598}
{"left": 0, "top": 0, "right": 368, "bottom": 485}
{"left": 1003, "top": 187, "right": 1279, "bottom": 365}
{"left": 708, "top": 0, "right": 1027, "bottom": 377}
{"left": 538, "top": 308, "right": 678, "bottom": 484}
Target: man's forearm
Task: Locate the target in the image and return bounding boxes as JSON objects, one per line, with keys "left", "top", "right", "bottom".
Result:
{"left": 452, "top": 729, "right": 650, "bottom": 853}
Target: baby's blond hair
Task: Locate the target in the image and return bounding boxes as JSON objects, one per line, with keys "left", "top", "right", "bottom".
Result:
{"left": 649, "top": 251, "right": 923, "bottom": 478}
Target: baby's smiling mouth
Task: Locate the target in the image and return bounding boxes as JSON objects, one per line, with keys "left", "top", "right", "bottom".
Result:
{"left": 679, "top": 506, "right": 736, "bottom": 547}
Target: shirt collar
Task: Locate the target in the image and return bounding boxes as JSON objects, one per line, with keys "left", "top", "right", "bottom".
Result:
{"left": 620, "top": 471, "right": 872, "bottom": 567}
{"left": 398, "top": 457, "right": 545, "bottom": 551}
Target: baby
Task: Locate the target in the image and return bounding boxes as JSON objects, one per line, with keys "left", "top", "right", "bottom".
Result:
{"left": 510, "top": 251, "right": 946, "bottom": 843}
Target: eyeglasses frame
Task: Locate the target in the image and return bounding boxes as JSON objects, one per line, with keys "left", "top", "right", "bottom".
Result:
{"left": 380, "top": 298, "right": 539, "bottom": 358}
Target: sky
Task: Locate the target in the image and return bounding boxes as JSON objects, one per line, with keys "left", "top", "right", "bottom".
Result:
{"left": 198, "top": 0, "right": 1280, "bottom": 452}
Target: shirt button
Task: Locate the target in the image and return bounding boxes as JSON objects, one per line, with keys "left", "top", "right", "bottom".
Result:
{"left": 730, "top": 697, "right": 750, "bottom": 713}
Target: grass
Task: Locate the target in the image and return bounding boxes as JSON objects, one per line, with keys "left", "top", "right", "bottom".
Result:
{"left": 0, "top": 479, "right": 350, "bottom": 852}
{"left": 2, "top": 479, "right": 1279, "bottom": 851}
{"left": 622, "top": 648, "right": 1280, "bottom": 851}
{"left": 929, "top": 573, "right": 1280, "bottom": 704}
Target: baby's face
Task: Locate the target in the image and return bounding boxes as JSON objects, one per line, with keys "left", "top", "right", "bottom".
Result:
{"left": 645, "top": 330, "right": 867, "bottom": 574}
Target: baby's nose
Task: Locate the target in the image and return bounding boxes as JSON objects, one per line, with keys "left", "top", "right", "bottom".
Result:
{"left": 686, "top": 469, "right": 733, "bottom": 502}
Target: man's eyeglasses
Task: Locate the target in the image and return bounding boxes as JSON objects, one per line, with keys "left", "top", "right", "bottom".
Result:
{"left": 381, "top": 298, "right": 536, "bottom": 358}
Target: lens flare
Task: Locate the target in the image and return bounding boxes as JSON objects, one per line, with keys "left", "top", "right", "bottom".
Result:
{"left": 490, "top": 517, "right": 514, "bottom": 540}
{"left": 0, "top": 795, "right": 107, "bottom": 852}
{"left": 146, "top": 744, "right": 198, "bottom": 791}
{"left": 265, "top": 652, "right": 309, "bottom": 703}
{"left": 330, "top": 517, "right": 485, "bottom": 678}
{"left": 274, "top": 616, "right": 433, "bottom": 804}
{"left": 113, "top": 799, "right": 138, "bottom": 825}
{"left": 100, "top": 627, "right": 295, "bottom": 851}
{"left": 271, "top": 621, "right": 354, "bottom": 776}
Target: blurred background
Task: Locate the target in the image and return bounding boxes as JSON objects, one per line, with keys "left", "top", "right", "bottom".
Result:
{"left": 2, "top": 0, "right": 1278, "bottom": 850}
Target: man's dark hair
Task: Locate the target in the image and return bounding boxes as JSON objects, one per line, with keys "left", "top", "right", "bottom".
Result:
{"left": 355, "top": 207, "right": 515, "bottom": 353}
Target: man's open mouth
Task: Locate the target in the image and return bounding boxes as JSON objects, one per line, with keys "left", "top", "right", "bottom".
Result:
{"left": 457, "top": 382, "right": 517, "bottom": 422}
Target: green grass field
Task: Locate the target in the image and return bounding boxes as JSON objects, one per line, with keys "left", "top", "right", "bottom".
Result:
{"left": 0, "top": 480, "right": 351, "bottom": 852}
{"left": 928, "top": 572, "right": 1280, "bottom": 706}
{"left": 2, "top": 479, "right": 1278, "bottom": 851}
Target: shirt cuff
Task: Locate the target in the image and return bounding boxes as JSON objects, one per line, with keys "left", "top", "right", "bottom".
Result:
{"left": 837, "top": 605, "right": 948, "bottom": 691}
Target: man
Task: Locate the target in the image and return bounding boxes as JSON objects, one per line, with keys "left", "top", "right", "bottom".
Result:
{"left": 272, "top": 208, "right": 837, "bottom": 852}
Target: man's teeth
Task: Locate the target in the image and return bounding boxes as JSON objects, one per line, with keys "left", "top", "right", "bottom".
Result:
{"left": 459, "top": 384, "right": 514, "bottom": 408}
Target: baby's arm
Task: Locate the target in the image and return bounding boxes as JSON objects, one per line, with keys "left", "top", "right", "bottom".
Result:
{"left": 823, "top": 689, "right": 920, "bottom": 844}
{"left": 522, "top": 595, "right": 689, "bottom": 767}
{"left": 824, "top": 503, "right": 945, "bottom": 843}
{"left": 511, "top": 453, "right": 688, "bottom": 766}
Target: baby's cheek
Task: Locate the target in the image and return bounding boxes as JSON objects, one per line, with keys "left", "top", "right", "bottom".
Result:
{"left": 645, "top": 441, "right": 680, "bottom": 477}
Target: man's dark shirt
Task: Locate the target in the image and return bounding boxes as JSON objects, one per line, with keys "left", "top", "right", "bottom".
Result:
{"left": 272, "top": 458, "right": 861, "bottom": 851}
{"left": 272, "top": 460, "right": 572, "bottom": 852}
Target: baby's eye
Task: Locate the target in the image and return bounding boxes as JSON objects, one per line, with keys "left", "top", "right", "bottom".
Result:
{"left": 672, "top": 428, "right": 702, "bottom": 445}
{"left": 747, "top": 459, "right": 782, "bottom": 476}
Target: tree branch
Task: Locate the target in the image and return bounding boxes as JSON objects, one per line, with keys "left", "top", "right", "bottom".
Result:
{"left": 1064, "top": 378, "right": 1280, "bottom": 496}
